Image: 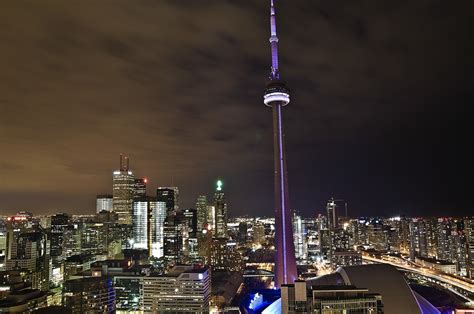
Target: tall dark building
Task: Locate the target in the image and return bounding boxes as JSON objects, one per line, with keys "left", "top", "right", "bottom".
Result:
{"left": 133, "top": 178, "right": 147, "bottom": 199}
{"left": 326, "top": 198, "right": 338, "bottom": 230}
{"left": 157, "top": 187, "right": 179, "bottom": 216}
{"left": 213, "top": 180, "right": 227, "bottom": 238}
{"left": 263, "top": 0, "right": 297, "bottom": 286}
{"left": 50, "top": 213, "right": 70, "bottom": 259}
{"left": 163, "top": 215, "right": 184, "bottom": 263}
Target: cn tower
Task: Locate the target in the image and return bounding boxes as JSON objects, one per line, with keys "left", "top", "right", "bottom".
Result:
{"left": 263, "top": 0, "right": 297, "bottom": 286}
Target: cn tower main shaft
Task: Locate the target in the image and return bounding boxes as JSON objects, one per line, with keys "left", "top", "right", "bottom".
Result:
{"left": 263, "top": 0, "right": 297, "bottom": 287}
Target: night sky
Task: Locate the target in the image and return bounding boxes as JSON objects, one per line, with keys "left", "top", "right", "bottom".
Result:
{"left": 0, "top": 0, "right": 472, "bottom": 217}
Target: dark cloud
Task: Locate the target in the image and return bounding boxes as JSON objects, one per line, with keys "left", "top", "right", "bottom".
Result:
{"left": 0, "top": 0, "right": 471, "bottom": 217}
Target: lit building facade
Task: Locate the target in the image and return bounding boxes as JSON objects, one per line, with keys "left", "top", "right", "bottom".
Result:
{"left": 96, "top": 195, "right": 113, "bottom": 213}
{"left": 113, "top": 155, "right": 135, "bottom": 225}
{"left": 150, "top": 201, "right": 167, "bottom": 258}
{"left": 196, "top": 195, "right": 208, "bottom": 232}
{"left": 132, "top": 198, "right": 149, "bottom": 250}
{"left": 141, "top": 266, "right": 210, "bottom": 313}
{"left": 213, "top": 180, "right": 227, "bottom": 238}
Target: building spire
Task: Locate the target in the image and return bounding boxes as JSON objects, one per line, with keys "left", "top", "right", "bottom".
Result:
{"left": 269, "top": 0, "right": 280, "bottom": 80}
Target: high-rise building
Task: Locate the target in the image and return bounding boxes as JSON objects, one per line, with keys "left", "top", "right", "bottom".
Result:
{"left": 213, "top": 180, "right": 227, "bottom": 238}
{"left": 141, "top": 266, "right": 210, "bottom": 313}
{"left": 437, "top": 218, "right": 452, "bottom": 261}
{"left": 163, "top": 215, "right": 184, "bottom": 263}
{"left": 96, "top": 195, "right": 113, "bottom": 213}
{"left": 133, "top": 178, "right": 147, "bottom": 199}
{"left": 157, "top": 187, "right": 179, "bottom": 216}
{"left": 150, "top": 201, "right": 167, "bottom": 258}
{"left": 195, "top": 195, "right": 208, "bottom": 232}
{"left": 113, "top": 154, "right": 135, "bottom": 225}
{"left": 293, "top": 214, "right": 307, "bottom": 260}
{"left": 263, "top": 0, "right": 297, "bottom": 286}
{"left": 50, "top": 213, "right": 70, "bottom": 259}
{"left": 132, "top": 198, "right": 150, "bottom": 250}
{"left": 326, "top": 198, "right": 338, "bottom": 230}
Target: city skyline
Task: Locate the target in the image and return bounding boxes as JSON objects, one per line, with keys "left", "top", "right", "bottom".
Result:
{"left": 0, "top": 1, "right": 472, "bottom": 217}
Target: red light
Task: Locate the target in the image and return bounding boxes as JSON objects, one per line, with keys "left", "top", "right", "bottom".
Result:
{"left": 144, "top": 178, "right": 148, "bottom": 183}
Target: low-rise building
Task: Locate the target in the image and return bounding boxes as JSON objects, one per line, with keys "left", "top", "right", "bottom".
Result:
{"left": 141, "top": 265, "right": 210, "bottom": 313}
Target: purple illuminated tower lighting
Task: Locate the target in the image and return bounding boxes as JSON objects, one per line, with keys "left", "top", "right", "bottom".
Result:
{"left": 263, "top": 0, "right": 297, "bottom": 287}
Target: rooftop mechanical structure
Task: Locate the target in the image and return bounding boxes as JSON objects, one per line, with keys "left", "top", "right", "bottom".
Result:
{"left": 263, "top": 0, "right": 297, "bottom": 287}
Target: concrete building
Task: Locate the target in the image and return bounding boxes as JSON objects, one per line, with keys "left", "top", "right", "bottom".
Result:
{"left": 141, "top": 266, "right": 210, "bottom": 313}
{"left": 281, "top": 281, "right": 382, "bottom": 314}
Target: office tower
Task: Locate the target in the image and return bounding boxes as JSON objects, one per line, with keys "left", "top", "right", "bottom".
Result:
{"left": 6, "top": 228, "right": 50, "bottom": 291}
{"left": 180, "top": 209, "right": 199, "bottom": 263}
{"left": 213, "top": 180, "right": 227, "bottom": 237}
{"left": 133, "top": 178, "right": 147, "bottom": 199}
{"left": 163, "top": 215, "right": 184, "bottom": 263}
{"left": 63, "top": 277, "right": 116, "bottom": 313}
{"left": 132, "top": 198, "right": 149, "bottom": 250}
{"left": 113, "top": 154, "right": 135, "bottom": 225}
{"left": 96, "top": 195, "right": 113, "bottom": 213}
{"left": 326, "top": 198, "right": 338, "bottom": 230}
{"left": 196, "top": 195, "right": 208, "bottom": 232}
{"left": 157, "top": 187, "right": 179, "bottom": 216}
{"left": 150, "top": 201, "right": 167, "bottom": 258}
{"left": 262, "top": 0, "right": 297, "bottom": 286}
{"left": 141, "top": 266, "right": 210, "bottom": 313}
{"left": 293, "top": 214, "right": 307, "bottom": 260}
{"left": 50, "top": 213, "right": 70, "bottom": 263}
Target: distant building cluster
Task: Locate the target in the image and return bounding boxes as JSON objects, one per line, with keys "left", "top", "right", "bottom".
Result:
{"left": 0, "top": 156, "right": 472, "bottom": 313}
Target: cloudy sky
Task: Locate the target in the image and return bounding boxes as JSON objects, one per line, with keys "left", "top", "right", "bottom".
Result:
{"left": 0, "top": 0, "right": 471, "bottom": 217}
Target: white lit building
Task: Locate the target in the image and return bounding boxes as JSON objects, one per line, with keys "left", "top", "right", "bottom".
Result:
{"left": 141, "top": 266, "right": 210, "bottom": 313}
{"left": 96, "top": 195, "right": 113, "bottom": 213}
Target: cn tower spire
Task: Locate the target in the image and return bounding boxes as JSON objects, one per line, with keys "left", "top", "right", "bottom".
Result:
{"left": 269, "top": 0, "right": 280, "bottom": 80}
{"left": 263, "top": 0, "right": 297, "bottom": 287}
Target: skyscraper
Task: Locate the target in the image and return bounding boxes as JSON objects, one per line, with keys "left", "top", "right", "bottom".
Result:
{"left": 213, "top": 180, "right": 227, "bottom": 238}
{"left": 113, "top": 154, "right": 135, "bottom": 225}
{"left": 326, "top": 198, "right": 338, "bottom": 230}
{"left": 150, "top": 201, "right": 167, "bottom": 258}
{"left": 133, "top": 178, "right": 147, "bottom": 199}
{"left": 195, "top": 195, "right": 208, "bottom": 232}
{"left": 132, "top": 198, "right": 149, "bottom": 250}
{"left": 157, "top": 187, "right": 179, "bottom": 216}
{"left": 263, "top": 0, "right": 297, "bottom": 286}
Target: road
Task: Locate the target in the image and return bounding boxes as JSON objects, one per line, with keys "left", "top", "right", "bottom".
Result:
{"left": 362, "top": 254, "right": 474, "bottom": 304}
